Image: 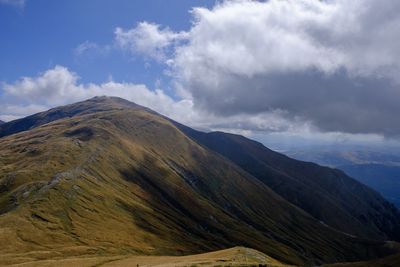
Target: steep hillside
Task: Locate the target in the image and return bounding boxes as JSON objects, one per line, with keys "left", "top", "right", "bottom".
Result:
{"left": 286, "top": 149, "right": 400, "bottom": 208}
{"left": 0, "top": 97, "right": 398, "bottom": 266}
{"left": 174, "top": 125, "right": 400, "bottom": 242}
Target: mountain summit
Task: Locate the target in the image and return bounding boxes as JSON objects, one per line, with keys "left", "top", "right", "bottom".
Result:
{"left": 0, "top": 96, "right": 399, "bottom": 266}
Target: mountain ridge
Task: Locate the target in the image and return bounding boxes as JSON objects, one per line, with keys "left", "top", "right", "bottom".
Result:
{"left": 0, "top": 96, "right": 154, "bottom": 138}
{"left": 0, "top": 96, "right": 399, "bottom": 265}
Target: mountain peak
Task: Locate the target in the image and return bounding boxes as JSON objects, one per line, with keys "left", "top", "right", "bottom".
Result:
{"left": 78, "top": 95, "right": 142, "bottom": 109}
{"left": 0, "top": 96, "right": 149, "bottom": 138}
{"left": 87, "top": 95, "right": 135, "bottom": 104}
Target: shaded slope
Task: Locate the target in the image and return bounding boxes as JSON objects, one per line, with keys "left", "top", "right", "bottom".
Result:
{"left": 0, "top": 120, "right": 4, "bottom": 125}
{"left": 0, "top": 97, "right": 397, "bottom": 265}
{"left": 174, "top": 124, "right": 400, "bottom": 242}
{"left": 286, "top": 149, "right": 400, "bottom": 208}
{"left": 323, "top": 253, "right": 400, "bottom": 267}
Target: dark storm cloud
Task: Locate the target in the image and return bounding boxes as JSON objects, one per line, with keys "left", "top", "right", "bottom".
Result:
{"left": 165, "top": 0, "right": 400, "bottom": 137}
{"left": 187, "top": 69, "right": 400, "bottom": 136}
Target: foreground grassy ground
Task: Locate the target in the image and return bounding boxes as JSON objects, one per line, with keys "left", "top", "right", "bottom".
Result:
{"left": 0, "top": 247, "right": 291, "bottom": 267}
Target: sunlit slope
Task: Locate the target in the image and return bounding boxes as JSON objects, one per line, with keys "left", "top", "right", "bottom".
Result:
{"left": 0, "top": 97, "right": 396, "bottom": 265}
{"left": 1, "top": 247, "right": 292, "bottom": 267}
{"left": 101, "top": 247, "right": 292, "bottom": 267}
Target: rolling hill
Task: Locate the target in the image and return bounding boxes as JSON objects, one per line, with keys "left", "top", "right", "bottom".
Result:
{"left": 0, "top": 96, "right": 399, "bottom": 266}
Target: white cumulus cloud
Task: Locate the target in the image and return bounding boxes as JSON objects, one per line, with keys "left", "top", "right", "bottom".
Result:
{"left": 0, "top": 66, "right": 194, "bottom": 123}
{"left": 118, "top": 0, "right": 400, "bottom": 137}
{"left": 115, "top": 22, "right": 188, "bottom": 62}
{"left": 0, "top": 65, "right": 304, "bottom": 138}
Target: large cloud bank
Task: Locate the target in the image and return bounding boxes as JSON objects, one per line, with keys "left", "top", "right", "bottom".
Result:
{"left": 116, "top": 0, "right": 400, "bottom": 137}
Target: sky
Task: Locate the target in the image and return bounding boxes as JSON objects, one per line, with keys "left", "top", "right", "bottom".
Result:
{"left": 1, "top": 0, "right": 400, "bottom": 149}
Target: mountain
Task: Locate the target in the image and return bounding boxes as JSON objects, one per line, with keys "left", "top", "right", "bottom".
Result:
{"left": 175, "top": 125, "right": 400, "bottom": 242}
{"left": 286, "top": 149, "right": 400, "bottom": 208}
{"left": 0, "top": 96, "right": 399, "bottom": 266}
{"left": 0, "top": 120, "right": 4, "bottom": 125}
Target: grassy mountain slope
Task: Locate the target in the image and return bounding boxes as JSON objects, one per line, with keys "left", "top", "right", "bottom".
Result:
{"left": 0, "top": 97, "right": 397, "bottom": 265}
{"left": 174, "top": 125, "right": 400, "bottom": 242}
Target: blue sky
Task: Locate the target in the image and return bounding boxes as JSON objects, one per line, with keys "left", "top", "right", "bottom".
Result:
{"left": 0, "top": 0, "right": 214, "bottom": 86}
{"left": 1, "top": 0, "right": 400, "bottom": 149}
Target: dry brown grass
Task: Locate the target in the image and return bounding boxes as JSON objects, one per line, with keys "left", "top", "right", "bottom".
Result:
{"left": 2, "top": 247, "right": 292, "bottom": 267}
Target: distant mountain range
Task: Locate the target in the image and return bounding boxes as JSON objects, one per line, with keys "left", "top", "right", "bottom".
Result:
{"left": 286, "top": 149, "right": 400, "bottom": 208}
{"left": 0, "top": 120, "right": 4, "bottom": 125}
{"left": 0, "top": 96, "right": 399, "bottom": 266}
